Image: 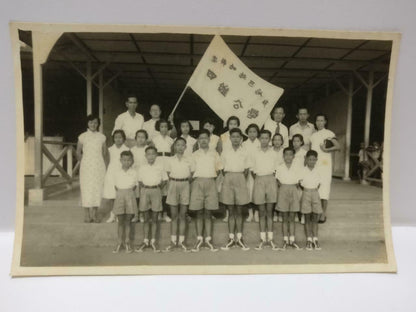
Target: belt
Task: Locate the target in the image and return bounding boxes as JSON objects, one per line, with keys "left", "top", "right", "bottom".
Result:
{"left": 303, "top": 188, "right": 318, "bottom": 191}
{"left": 142, "top": 185, "right": 159, "bottom": 189}
{"left": 157, "top": 152, "right": 172, "bottom": 156}
{"left": 169, "top": 177, "right": 189, "bottom": 182}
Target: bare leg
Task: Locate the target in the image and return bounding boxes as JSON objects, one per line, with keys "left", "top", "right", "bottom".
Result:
{"left": 83, "top": 207, "right": 91, "bottom": 223}
{"left": 304, "top": 213, "right": 312, "bottom": 238}
{"left": 320, "top": 200, "right": 328, "bottom": 221}
{"left": 124, "top": 214, "right": 133, "bottom": 244}
{"left": 179, "top": 205, "right": 187, "bottom": 237}
{"left": 258, "top": 204, "right": 266, "bottom": 234}
{"left": 143, "top": 211, "right": 150, "bottom": 241}
{"left": 282, "top": 212, "right": 289, "bottom": 238}
{"left": 312, "top": 213, "right": 319, "bottom": 238}
{"left": 151, "top": 211, "right": 159, "bottom": 240}
{"left": 170, "top": 205, "right": 179, "bottom": 239}
{"left": 117, "top": 214, "right": 125, "bottom": 245}
{"left": 235, "top": 205, "right": 243, "bottom": 234}
{"left": 227, "top": 205, "right": 236, "bottom": 235}
{"left": 266, "top": 203, "right": 274, "bottom": 233}
{"left": 195, "top": 210, "right": 204, "bottom": 237}
{"left": 204, "top": 209, "right": 213, "bottom": 238}
{"left": 289, "top": 212, "right": 296, "bottom": 238}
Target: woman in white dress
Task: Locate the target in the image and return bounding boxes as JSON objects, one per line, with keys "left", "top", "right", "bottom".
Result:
{"left": 76, "top": 115, "right": 108, "bottom": 223}
{"left": 242, "top": 123, "right": 261, "bottom": 222}
{"left": 103, "top": 130, "right": 130, "bottom": 223}
{"left": 310, "top": 114, "right": 340, "bottom": 223}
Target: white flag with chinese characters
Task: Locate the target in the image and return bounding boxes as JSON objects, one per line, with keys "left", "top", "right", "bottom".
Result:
{"left": 187, "top": 35, "right": 284, "bottom": 131}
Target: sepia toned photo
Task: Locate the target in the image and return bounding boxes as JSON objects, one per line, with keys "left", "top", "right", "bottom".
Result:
{"left": 10, "top": 23, "right": 398, "bottom": 276}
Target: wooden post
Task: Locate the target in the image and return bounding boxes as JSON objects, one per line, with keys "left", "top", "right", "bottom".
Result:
{"left": 343, "top": 76, "right": 353, "bottom": 181}
{"left": 364, "top": 71, "right": 374, "bottom": 148}
{"left": 67, "top": 146, "right": 73, "bottom": 178}
{"left": 33, "top": 61, "right": 44, "bottom": 190}
{"left": 98, "top": 72, "right": 104, "bottom": 133}
{"left": 86, "top": 62, "right": 92, "bottom": 115}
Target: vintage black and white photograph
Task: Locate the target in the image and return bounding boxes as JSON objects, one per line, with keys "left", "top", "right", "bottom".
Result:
{"left": 10, "top": 24, "right": 398, "bottom": 275}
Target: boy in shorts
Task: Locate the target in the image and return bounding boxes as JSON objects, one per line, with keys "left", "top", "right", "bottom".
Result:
{"left": 251, "top": 130, "right": 278, "bottom": 250}
{"left": 135, "top": 146, "right": 168, "bottom": 253}
{"left": 112, "top": 151, "right": 138, "bottom": 254}
{"left": 164, "top": 137, "right": 194, "bottom": 252}
{"left": 189, "top": 129, "right": 223, "bottom": 252}
{"left": 299, "top": 150, "right": 323, "bottom": 250}
{"left": 220, "top": 128, "right": 250, "bottom": 251}
{"left": 275, "top": 147, "right": 302, "bottom": 250}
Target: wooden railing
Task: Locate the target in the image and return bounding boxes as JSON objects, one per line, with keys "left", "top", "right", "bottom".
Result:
{"left": 41, "top": 140, "right": 80, "bottom": 188}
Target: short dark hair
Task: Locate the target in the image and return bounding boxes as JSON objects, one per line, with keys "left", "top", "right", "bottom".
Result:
{"left": 135, "top": 129, "right": 148, "bottom": 140}
{"left": 86, "top": 114, "right": 100, "bottom": 128}
{"left": 292, "top": 134, "right": 304, "bottom": 145}
{"left": 226, "top": 116, "right": 240, "bottom": 128}
{"left": 202, "top": 118, "right": 215, "bottom": 128}
{"left": 145, "top": 146, "right": 157, "bottom": 153}
{"left": 125, "top": 94, "right": 138, "bottom": 102}
{"left": 174, "top": 137, "right": 187, "bottom": 145}
{"left": 306, "top": 150, "right": 318, "bottom": 158}
{"left": 155, "top": 119, "right": 171, "bottom": 131}
{"left": 272, "top": 133, "right": 284, "bottom": 144}
{"left": 229, "top": 128, "right": 243, "bottom": 136}
{"left": 198, "top": 128, "right": 211, "bottom": 138}
{"left": 149, "top": 104, "right": 161, "bottom": 111}
{"left": 112, "top": 129, "right": 126, "bottom": 142}
{"left": 245, "top": 123, "right": 260, "bottom": 136}
{"left": 272, "top": 106, "right": 285, "bottom": 114}
{"left": 120, "top": 150, "right": 133, "bottom": 159}
{"left": 297, "top": 107, "right": 309, "bottom": 114}
{"left": 315, "top": 113, "right": 328, "bottom": 127}
{"left": 283, "top": 147, "right": 295, "bottom": 155}
{"left": 259, "top": 129, "right": 272, "bottom": 138}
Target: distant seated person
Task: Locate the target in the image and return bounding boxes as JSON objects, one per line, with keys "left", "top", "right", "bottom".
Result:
{"left": 358, "top": 141, "right": 383, "bottom": 183}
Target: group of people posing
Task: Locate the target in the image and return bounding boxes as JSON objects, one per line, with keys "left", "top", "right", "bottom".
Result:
{"left": 76, "top": 95, "right": 340, "bottom": 254}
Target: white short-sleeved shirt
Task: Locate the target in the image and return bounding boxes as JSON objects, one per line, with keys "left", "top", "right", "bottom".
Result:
{"left": 293, "top": 148, "right": 307, "bottom": 170}
{"left": 138, "top": 162, "right": 168, "bottom": 186}
{"left": 299, "top": 166, "right": 321, "bottom": 189}
{"left": 275, "top": 163, "right": 300, "bottom": 185}
{"left": 181, "top": 134, "right": 197, "bottom": 156}
{"left": 263, "top": 118, "right": 289, "bottom": 147}
{"left": 114, "top": 167, "right": 138, "bottom": 189}
{"left": 250, "top": 147, "right": 277, "bottom": 176}
{"left": 289, "top": 121, "right": 316, "bottom": 150}
{"left": 130, "top": 145, "right": 148, "bottom": 172}
{"left": 198, "top": 134, "right": 220, "bottom": 151}
{"left": 142, "top": 119, "right": 160, "bottom": 140}
{"left": 112, "top": 111, "right": 145, "bottom": 140}
{"left": 166, "top": 155, "right": 193, "bottom": 179}
{"left": 152, "top": 134, "right": 174, "bottom": 154}
{"left": 107, "top": 144, "right": 130, "bottom": 170}
{"left": 192, "top": 148, "right": 223, "bottom": 178}
{"left": 221, "top": 146, "right": 250, "bottom": 172}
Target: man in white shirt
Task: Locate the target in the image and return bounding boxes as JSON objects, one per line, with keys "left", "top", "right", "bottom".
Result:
{"left": 142, "top": 104, "right": 161, "bottom": 140}
{"left": 263, "top": 106, "right": 289, "bottom": 147}
{"left": 289, "top": 107, "right": 316, "bottom": 150}
{"left": 112, "top": 95, "right": 145, "bottom": 148}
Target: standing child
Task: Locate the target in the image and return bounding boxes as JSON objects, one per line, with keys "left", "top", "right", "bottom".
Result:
{"left": 299, "top": 150, "right": 323, "bottom": 250}
{"left": 189, "top": 129, "right": 223, "bottom": 252}
{"left": 272, "top": 133, "right": 285, "bottom": 222}
{"left": 242, "top": 124, "right": 261, "bottom": 223}
{"left": 164, "top": 138, "right": 194, "bottom": 252}
{"left": 130, "top": 129, "right": 149, "bottom": 223}
{"left": 178, "top": 120, "right": 197, "bottom": 157}
{"left": 275, "top": 147, "right": 302, "bottom": 250}
{"left": 151, "top": 119, "right": 174, "bottom": 223}
{"left": 112, "top": 151, "right": 137, "bottom": 253}
{"left": 103, "top": 130, "right": 130, "bottom": 223}
{"left": 135, "top": 146, "right": 168, "bottom": 252}
{"left": 220, "top": 128, "right": 250, "bottom": 251}
{"left": 199, "top": 118, "right": 220, "bottom": 152}
{"left": 292, "top": 134, "right": 307, "bottom": 224}
{"left": 251, "top": 130, "right": 278, "bottom": 250}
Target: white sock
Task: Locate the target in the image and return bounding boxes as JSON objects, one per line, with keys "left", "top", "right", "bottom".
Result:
{"left": 171, "top": 235, "right": 177, "bottom": 243}
{"left": 229, "top": 233, "right": 235, "bottom": 239}
{"left": 197, "top": 235, "right": 203, "bottom": 241}
{"left": 289, "top": 235, "right": 295, "bottom": 243}
{"left": 260, "top": 232, "right": 266, "bottom": 241}
{"left": 283, "top": 236, "right": 288, "bottom": 243}
{"left": 205, "top": 236, "right": 212, "bottom": 242}
{"left": 236, "top": 233, "right": 242, "bottom": 240}
{"left": 307, "top": 237, "right": 313, "bottom": 242}
{"left": 144, "top": 238, "right": 149, "bottom": 244}
{"left": 267, "top": 232, "right": 274, "bottom": 241}
{"left": 150, "top": 238, "right": 156, "bottom": 244}
{"left": 313, "top": 237, "right": 319, "bottom": 241}
{"left": 179, "top": 235, "right": 185, "bottom": 243}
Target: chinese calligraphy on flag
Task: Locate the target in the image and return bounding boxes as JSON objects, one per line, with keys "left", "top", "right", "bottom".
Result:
{"left": 187, "top": 35, "right": 284, "bottom": 130}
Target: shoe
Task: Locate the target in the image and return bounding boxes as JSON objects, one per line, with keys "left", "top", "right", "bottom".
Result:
{"left": 300, "top": 214, "right": 305, "bottom": 225}
{"left": 164, "top": 214, "right": 172, "bottom": 223}
{"left": 222, "top": 216, "right": 229, "bottom": 222}
{"left": 278, "top": 215, "right": 283, "bottom": 223}
{"left": 179, "top": 242, "right": 189, "bottom": 252}
{"left": 281, "top": 242, "right": 288, "bottom": 251}
{"left": 125, "top": 242, "right": 133, "bottom": 254}
{"left": 164, "top": 241, "right": 177, "bottom": 252}
{"left": 273, "top": 215, "right": 278, "bottom": 222}
{"left": 191, "top": 239, "right": 203, "bottom": 252}
{"left": 150, "top": 241, "right": 160, "bottom": 253}
{"left": 112, "top": 244, "right": 123, "bottom": 253}
{"left": 131, "top": 215, "right": 139, "bottom": 223}
{"left": 139, "top": 215, "right": 145, "bottom": 223}
{"left": 255, "top": 240, "right": 265, "bottom": 250}
{"left": 270, "top": 240, "right": 279, "bottom": 250}
{"left": 306, "top": 241, "right": 313, "bottom": 251}
{"left": 205, "top": 240, "right": 218, "bottom": 252}
{"left": 135, "top": 241, "right": 149, "bottom": 253}
{"left": 236, "top": 239, "right": 250, "bottom": 251}
{"left": 254, "top": 211, "right": 259, "bottom": 223}
{"left": 221, "top": 238, "right": 236, "bottom": 251}
{"left": 318, "top": 216, "right": 327, "bottom": 224}
{"left": 294, "top": 215, "right": 300, "bottom": 223}
{"left": 290, "top": 241, "right": 301, "bottom": 250}
{"left": 106, "top": 212, "right": 116, "bottom": 223}
{"left": 313, "top": 239, "right": 322, "bottom": 250}
{"left": 246, "top": 215, "right": 253, "bottom": 222}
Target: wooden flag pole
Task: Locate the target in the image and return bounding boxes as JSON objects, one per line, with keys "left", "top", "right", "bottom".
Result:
{"left": 169, "top": 85, "right": 189, "bottom": 117}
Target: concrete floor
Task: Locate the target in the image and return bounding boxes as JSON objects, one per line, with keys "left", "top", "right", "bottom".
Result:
{"left": 20, "top": 178, "right": 387, "bottom": 267}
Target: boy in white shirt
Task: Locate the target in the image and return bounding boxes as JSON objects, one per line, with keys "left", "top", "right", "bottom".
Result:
{"left": 251, "top": 130, "right": 278, "bottom": 250}
{"left": 275, "top": 147, "right": 302, "bottom": 250}
{"left": 164, "top": 137, "right": 194, "bottom": 252}
{"left": 220, "top": 128, "right": 250, "bottom": 251}
{"left": 299, "top": 150, "right": 323, "bottom": 250}
{"left": 112, "top": 151, "right": 138, "bottom": 254}
{"left": 189, "top": 129, "right": 223, "bottom": 252}
{"left": 135, "top": 146, "right": 168, "bottom": 253}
